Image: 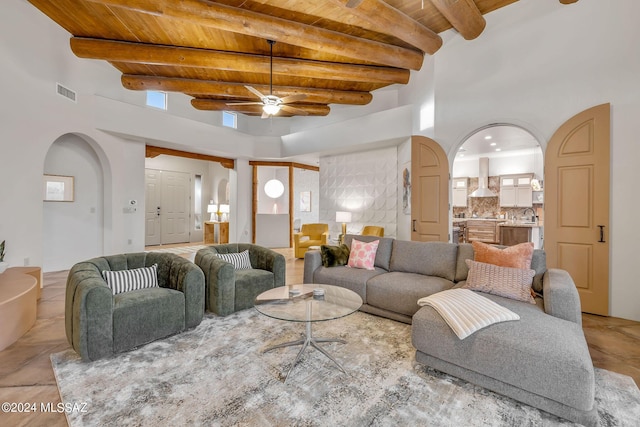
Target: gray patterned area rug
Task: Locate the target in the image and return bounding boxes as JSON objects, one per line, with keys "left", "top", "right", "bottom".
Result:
{"left": 51, "top": 310, "right": 640, "bottom": 426}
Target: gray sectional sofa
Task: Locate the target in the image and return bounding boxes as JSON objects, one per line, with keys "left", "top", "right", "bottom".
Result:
{"left": 303, "top": 234, "right": 597, "bottom": 426}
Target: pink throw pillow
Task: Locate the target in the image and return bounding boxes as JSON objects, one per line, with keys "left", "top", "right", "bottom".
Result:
{"left": 347, "top": 239, "right": 379, "bottom": 271}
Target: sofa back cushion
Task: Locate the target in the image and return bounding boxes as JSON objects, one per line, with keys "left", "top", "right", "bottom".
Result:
{"left": 454, "top": 243, "right": 547, "bottom": 292}
{"left": 389, "top": 241, "right": 458, "bottom": 281}
{"left": 344, "top": 234, "right": 393, "bottom": 271}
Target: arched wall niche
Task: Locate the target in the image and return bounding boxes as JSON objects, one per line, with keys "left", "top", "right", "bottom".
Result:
{"left": 42, "top": 132, "right": 111, "bottom": 272}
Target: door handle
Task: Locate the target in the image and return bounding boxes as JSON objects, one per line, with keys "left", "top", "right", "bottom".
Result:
{"left": 412, "top": 220, "right": 417, "bottom": 232}
{"left": 157, "top": 206, "right": 161, "bottom": 217}
{"left": 597, "top": 225, "right": 605, "bottom": 243}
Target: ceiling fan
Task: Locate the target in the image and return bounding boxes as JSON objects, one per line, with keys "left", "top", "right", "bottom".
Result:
{"left": 228, "top": 40, "right": 308, "bottom": 118}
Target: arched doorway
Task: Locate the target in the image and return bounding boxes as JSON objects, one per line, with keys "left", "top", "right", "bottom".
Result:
{"left": 452, "top": 125, "right": 544, "bottom": 247}
{"left": 42, "top": 134, "right": 106, "bottom": 272}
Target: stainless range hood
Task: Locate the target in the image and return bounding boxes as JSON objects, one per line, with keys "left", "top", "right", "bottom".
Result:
{"left": 469, "top": 157, "right": 498, "bottom": 198}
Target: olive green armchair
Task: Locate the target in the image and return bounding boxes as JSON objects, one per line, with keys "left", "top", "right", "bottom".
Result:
{"left": 65, "top": 252, "right": 205, "bottom": 361}
{"left": 195, "top": 243, "right": 286, "bottom": 316}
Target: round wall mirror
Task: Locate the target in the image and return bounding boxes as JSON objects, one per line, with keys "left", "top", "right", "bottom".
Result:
{"left": 264, "top": 179, "right": 285, "bottom": 199}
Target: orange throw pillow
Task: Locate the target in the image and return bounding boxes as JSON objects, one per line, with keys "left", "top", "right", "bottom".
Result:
{"left": 472, "top": 241, "right": 534, "bottom": 270}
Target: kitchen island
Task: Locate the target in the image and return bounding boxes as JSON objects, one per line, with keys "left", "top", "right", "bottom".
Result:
{"left": 452, "top": 218, "right": 543, "bottom": 248}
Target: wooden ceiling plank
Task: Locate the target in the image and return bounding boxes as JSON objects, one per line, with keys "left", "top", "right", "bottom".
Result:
{"left": 192, "top": 100, "right": 330, "bottom": 116}
{"left": 332, "top": 0, "right": 443, "bottom": 54}
{"left": 430, "top": 0, "right": 486, "bottom": 40}
{"left": 122, "top": 75, "right": 373, "bottom": 105}
{"left": 145, "top": 145, "right": 235, "bottom": 168}
{"left": 86, "top": 0, "right": 425, "bottom": 70}
{"left": 70, "top": 37, "right": 409, "bottom": 85}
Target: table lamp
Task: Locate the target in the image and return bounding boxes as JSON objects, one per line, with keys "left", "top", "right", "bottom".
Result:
{"left": 207, "top": 202, "right": 217, "bottom": 222}
{"left": 336, "top": 211, "right": 351, "bottom": 244}
{"left": 219, "top": 204, "right": 230, "bottom": 222}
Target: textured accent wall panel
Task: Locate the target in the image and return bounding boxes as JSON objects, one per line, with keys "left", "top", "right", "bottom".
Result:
{"left": 320, "top": 147, "right": 398, "bottom": 238}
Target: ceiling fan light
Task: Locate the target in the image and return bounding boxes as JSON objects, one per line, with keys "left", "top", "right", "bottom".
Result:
{"left": 263, "top": 103, "right": 281, "bottom": 115}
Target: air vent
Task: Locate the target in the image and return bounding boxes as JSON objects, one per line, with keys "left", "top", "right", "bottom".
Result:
{"left": 56, "top": 83, "right": 77, "bottom": 103}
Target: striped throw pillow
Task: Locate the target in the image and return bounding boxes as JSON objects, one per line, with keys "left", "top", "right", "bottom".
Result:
{"left": 102, "top": 264, "right": 159, "bottom": 295}
{"left": 216, "top": 250, "right": 253, "bottom": 270}
{"left": 462, "top": 259, "right": 535, "bottom": 304}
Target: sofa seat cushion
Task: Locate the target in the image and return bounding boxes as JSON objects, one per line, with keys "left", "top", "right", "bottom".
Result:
{"left": 313, "top": 266, "right": 385, "bottom": 303}
{"left": 411, "top": 293, "right": 595, "bottom": 411}
{"left": 113, "top": 287, "right": 185, "bottom": 353}
{"left": 234, "top": 269, "right": 276, "bottom": 312}
{"left": 367, "top": 272, "right": 454, "bottom": 317}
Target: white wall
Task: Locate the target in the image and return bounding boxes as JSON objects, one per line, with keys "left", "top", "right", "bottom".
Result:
{"left": 43, "top": 135, "right": 104, "bottom": 271}
{"left": 319, "top": 147, "right": 398, "bottom": 239}
{"left": 293, "top": 168, "right": 320, "bottom": 226}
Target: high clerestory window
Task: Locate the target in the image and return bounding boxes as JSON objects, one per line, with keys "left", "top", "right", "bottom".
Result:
{"left": 146, "top": 91, "right": 167, "bottom": 110}
{"left": 222, "top": 111, "right": 237, "bottom": 129}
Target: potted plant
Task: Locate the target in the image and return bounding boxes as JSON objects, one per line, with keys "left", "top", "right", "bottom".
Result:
{"left": 0, "top": 240, "right": 8, "bottom": 274}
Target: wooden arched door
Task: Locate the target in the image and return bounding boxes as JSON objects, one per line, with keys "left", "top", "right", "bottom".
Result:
{"left": 411, "top": 135, "right": 449, "bottom": 242}
{"left": 545, "top": 103, "right": 610, "bottom": 315}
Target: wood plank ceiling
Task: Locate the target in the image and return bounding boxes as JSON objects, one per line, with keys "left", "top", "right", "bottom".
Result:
{"left": 28, "top": 0, "right": 577, "bottom": 117}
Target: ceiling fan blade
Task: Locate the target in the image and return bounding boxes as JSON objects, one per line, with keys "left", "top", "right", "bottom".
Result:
{"left": 280, "top": 105, "right": 310, "bottom": 116}
{"left": 245, "top": 85, "right": 267, "bottom": 100}
{"left": 345, "top": 0, "right": 364, "bottom": 8}
{"left": 280, "top": 94, "right": 307, "bottom": 104}
{"left": 226, "top": 101, "right": 264, "bottom": 106}
{"left": 261, "top": 110, "right": 271, "bottom": 119}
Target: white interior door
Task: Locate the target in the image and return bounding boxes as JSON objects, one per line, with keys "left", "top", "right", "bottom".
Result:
{"left": 160, "top": 170, "right": 191, "bottom": 245}
{"left": 144, "top": 169, "right": 162, "bottom": 246}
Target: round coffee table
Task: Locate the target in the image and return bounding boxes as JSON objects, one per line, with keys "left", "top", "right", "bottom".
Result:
{"left": 254, "top": 284, "right": 362, "bottom": 381}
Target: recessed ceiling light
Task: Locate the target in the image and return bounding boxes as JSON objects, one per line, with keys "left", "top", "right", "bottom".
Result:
{"left": 495, "top": 148, "right": 501, "bottom": 152}
{"left": 484, "top": 136, "right": 492, "bottom": 140}
{"left": 490, "top": 142, "right": 497, "bottom": 146}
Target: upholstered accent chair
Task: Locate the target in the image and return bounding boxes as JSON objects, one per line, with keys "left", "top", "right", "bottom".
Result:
{"left": 65, "top": 252, "right": 205, "bottom": 361}
{"left": 361, "top": 225, "right": 384, "bottom": 237}
{"left": 195, "top": 243, "right": 286, "bottom": 316}
{"left": 293, "top": 223, "right": 329, "bottom": 258}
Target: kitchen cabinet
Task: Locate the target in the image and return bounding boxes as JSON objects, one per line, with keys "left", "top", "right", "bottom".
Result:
{"left": 452, "top": 177, "right": 468, "bottom": 207}
{"left": 500, "top": 174, "right": 533, "bottom": 208}
{"left": 499, "top": 226, "right": 531, "bottom": 246}
{"left": 499, "top": 224, "right": 543, "bottom": 249}
{"left": 466, "top": 220, "right": 502, "bottom": 244}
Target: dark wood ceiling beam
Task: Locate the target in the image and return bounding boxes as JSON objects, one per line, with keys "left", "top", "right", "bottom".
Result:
{"left": 431, "top": 0, "right": 486, "bottom": 40}
{"left": 86, "top": 0, "right": 424, "bottom": 70}
{"left": 146, "top": 145, "right": 235, "bottom": 168}
{"left": 191, "top": 99, "right": 330, "bottom": 116}
{"left": 70, "top": 37, "right": 409, "bottom": 85}
{"left": 334, "top": 0, "right": 442, "bottom": 54}
{"left": 122, "top": 75, "right": 373, "bottom": 105}
{"left": 559, "top": 0, "right": 579, "bottom": 4}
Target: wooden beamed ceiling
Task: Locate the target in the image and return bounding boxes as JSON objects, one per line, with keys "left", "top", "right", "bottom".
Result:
{"left": 29, "top": 0, "right": 578, "bottom": 118}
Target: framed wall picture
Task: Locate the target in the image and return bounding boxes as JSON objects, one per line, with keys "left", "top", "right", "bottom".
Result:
{"left": 43, "top": 174, "right": 74, "bottom": 202}
{"left": 300, "top": 191, "right": 311, "bottom": 212}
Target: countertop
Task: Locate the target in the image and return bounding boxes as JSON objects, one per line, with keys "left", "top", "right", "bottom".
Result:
{"left": 453, "top": 218, "right": 543, "bottom": 228}
{"left": 498, "top": 221, "right": 544, "bottom": 229}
